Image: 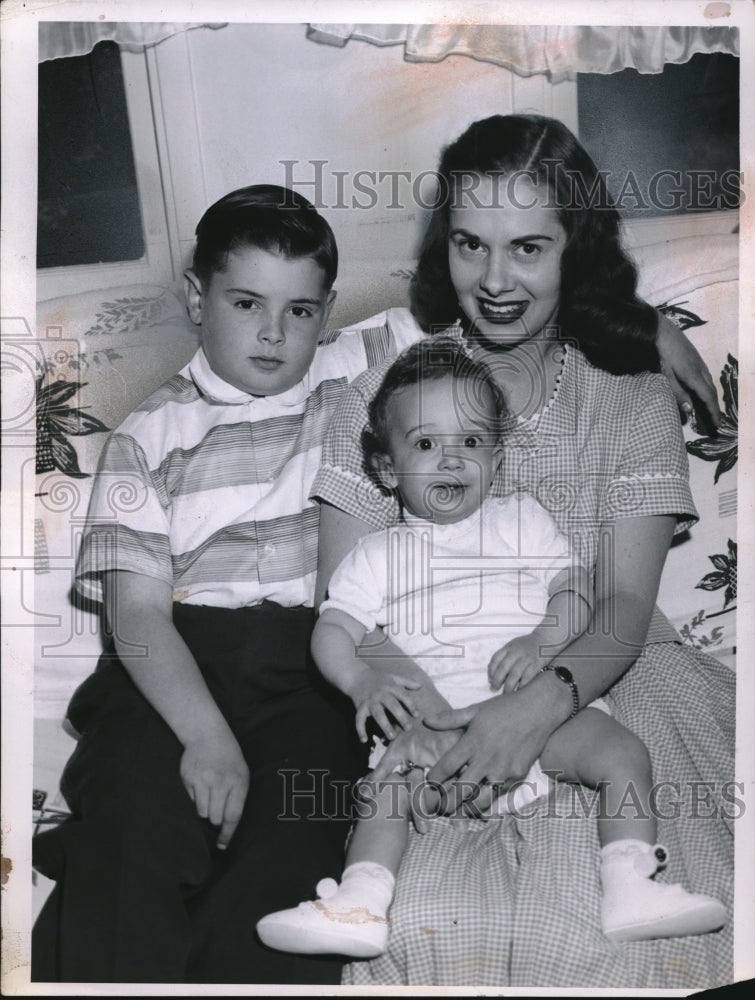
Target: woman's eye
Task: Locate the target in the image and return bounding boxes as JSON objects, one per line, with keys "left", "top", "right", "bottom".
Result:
{"left": 515, "top": 242, "right": 541, "bottom": 257}
{"left": 460, "top": 238, "right": 485, "bottom": 255}
{"left": 416, "top": 438, "right": 434, "bottom": 451}
{"left": 234, "top": 299, "right": 258, "bottom": 310}
{"left": 452, "top": 235, "right": 486, "bottom": 257}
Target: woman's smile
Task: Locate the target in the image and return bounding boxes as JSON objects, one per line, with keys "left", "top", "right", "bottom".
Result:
{"left": 475, "top": 297, "right": 530, "bottom": 323}
{"left": 448, "top": 175, "right": 566, "bottom": 346}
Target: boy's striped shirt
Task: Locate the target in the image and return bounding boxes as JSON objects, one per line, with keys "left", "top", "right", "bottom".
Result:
{"left": 75, "top": 318, "right": 416, "bottom": 610}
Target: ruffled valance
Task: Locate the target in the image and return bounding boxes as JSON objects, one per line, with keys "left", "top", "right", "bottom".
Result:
{"left": 38, "top": 22, "right": 227, "bottom": 63}
{"left": 306, "top": 24, "right": 739, "bottom": 82}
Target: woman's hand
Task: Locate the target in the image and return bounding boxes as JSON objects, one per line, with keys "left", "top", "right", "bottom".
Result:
{"left": 367, "top": 719, "right": 465, "bottom": 832}
{"left": 424, "top": 686, "right": 559, "bottom": 816}
{"left": 656, "top": 310, "right": 720, "bottom": 432}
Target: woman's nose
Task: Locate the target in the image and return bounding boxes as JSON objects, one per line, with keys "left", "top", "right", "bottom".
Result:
{"left": 479, "top": 251, "right": 514, "bottom": 297}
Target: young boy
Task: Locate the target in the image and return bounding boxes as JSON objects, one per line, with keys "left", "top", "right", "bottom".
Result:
{"left": 256, "top": 339, "right": 727, "bottom": 958}
{"left": 31, "top": 186, "right": 418, "bottom": 984}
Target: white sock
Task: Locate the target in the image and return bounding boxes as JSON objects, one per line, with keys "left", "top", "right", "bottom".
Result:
{"left": 601, "top": 839, "right": 664, "bottom": 877}
{"left": 321, "top": 862, "right": 395, "bottom": 915}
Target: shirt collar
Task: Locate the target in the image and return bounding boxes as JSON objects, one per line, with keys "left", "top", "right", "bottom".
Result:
{"left": 187, "top": 348, "right": 309, "bottom": 407}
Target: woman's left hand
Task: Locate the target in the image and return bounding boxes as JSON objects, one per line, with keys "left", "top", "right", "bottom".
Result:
{"left": 423, "top": 687, "right": 557, "bottom": 816}
{"left": 656, "top": 310, "right": 720, "bottom": 432}
{"left": 367, "top": 720, "right": 465, "bottom": 832}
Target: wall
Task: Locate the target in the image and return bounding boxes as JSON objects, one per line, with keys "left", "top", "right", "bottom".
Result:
{"left": 149, "top": 22, "right": 576, "bottom": 326}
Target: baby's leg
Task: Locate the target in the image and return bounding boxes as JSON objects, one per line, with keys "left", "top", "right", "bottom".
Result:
{"left": 539, "top": 707, "right": 655, "bottom": 845}
{"left": 345, "top": 771, "right": 411, "bottom": 875}
{"left": 540, "top": 709, "right": 727, "bottom": 942}
{"left": 256, "top": 773, "right": 409, "bottom": 957}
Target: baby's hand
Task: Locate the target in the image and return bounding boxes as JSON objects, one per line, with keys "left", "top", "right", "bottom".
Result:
{"left": 350, "top": 672, "right": 421, "bottom": 744}
{"left": 487, "top": 635, "right": 544, "bottom": 693}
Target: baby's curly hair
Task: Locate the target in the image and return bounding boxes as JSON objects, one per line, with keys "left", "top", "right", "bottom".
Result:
{"left": 364, "top": 338, "right": 510, "bottom": 472}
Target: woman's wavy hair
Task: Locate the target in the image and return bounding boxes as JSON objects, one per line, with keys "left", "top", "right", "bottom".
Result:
{"left": 410, "top": 114, "right": 659, "bottom": 374}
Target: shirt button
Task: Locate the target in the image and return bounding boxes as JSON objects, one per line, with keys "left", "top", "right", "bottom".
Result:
{"left": 262, "top": 543, "right": 276, "bottom": 558}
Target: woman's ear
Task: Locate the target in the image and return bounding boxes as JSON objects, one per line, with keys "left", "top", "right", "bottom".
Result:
{"left": 183, "top": 269, "right": 204, "bottom": 325}
{"left": 371, "top": 452, "right": 397, "bottom": 490}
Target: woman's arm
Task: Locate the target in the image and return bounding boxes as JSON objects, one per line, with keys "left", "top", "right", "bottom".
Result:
{"left": 656, "top": 310, "right": 721, "bottom": 431}
{"left": 423, "top": 513, "right": 676, "bottom": 814}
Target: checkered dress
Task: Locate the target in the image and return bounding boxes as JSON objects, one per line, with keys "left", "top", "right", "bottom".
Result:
{"left": 312, "top": 334, "right": 735, "bottom": 989}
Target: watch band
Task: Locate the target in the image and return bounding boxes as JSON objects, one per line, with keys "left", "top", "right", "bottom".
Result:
{"left": 542, "top": 664, "right": 580, "bottom": 718}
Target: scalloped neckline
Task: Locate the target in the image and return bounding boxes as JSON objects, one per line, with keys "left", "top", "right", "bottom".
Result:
{"left": 516, "top": 341, "right": 569, "bottom": 427}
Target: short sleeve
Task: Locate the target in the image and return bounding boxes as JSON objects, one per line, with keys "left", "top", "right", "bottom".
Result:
{"left": 604, "top": 376, "right": 698, "bottom": 534}
{"left": 513, "top": 493, "right": 590, "bottom": 604}
{"left": 74, "top": 431, "right": 174, "bottom": 603}
{"left": 319, "top": 535, "right": 388, "bottom": 632}
{"left": 311, "top": 362, "right": 401, "bottom": 529}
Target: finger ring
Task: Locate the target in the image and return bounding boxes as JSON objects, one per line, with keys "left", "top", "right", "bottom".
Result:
{"left": 396, "top": 759, "right": 418, "bottom": 776}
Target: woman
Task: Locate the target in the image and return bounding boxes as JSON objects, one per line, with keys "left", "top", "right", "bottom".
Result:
{"left": 311, "top": 115, "right": 734, "bottom": 988}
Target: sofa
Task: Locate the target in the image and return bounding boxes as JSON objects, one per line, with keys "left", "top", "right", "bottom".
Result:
{"left": 32, "top": 229, "right": 738, "bottom": 907}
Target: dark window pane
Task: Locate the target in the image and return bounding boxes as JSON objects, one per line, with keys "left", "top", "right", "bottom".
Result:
{"left": 37, "top": 39, "right": 145, "bottom": 268}
{"left": 578, "top": 52, "right": 740, "bottom": 218}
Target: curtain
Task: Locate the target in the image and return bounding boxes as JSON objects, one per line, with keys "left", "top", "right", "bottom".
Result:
{"left": 306, "top": 24, "right": 739, "bottom": 82}
{"left": 38, "top": 22, "right": 227, "bottom": 63}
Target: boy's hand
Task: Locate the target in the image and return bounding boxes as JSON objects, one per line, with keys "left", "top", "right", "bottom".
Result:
{"left": 350, "top": 672, "right": 422, "bottom": 743}
{"left": 488, "top": 635, "right": 544, "bottom": 693}
{"left": 180, "top": 727, "right": 250, "bottom": 850}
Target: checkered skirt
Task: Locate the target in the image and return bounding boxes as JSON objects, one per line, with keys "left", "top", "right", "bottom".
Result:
{"left": 343, "top": 640, "right": 734, "bottom": 988}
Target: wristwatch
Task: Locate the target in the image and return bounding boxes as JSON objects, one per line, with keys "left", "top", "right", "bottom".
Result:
{"left": 542, "top": 664, "right": 580, "bottom": 718}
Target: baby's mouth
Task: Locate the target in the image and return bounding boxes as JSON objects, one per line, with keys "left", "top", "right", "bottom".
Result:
{"left": 477, "top": 298, "right": 528, "bottom": 323}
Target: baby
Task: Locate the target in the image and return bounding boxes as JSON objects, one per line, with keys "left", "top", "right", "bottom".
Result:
{"left": 257, "top": 338, "right": 726, "bottom": 957}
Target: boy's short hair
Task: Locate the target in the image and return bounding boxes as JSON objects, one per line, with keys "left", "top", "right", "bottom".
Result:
{"left": 192, "top": 184, "right": 338, "bottom": 290}
{"left": 365, "top": 338, "right": 510, "bottom": 464}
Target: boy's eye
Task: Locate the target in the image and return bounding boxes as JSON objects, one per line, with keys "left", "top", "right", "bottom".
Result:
{"left": 289, "top": 305, "right": 314, "bottom": 319}
{"left": 234, "top": 299, "right": 259, "bottom": 310}
{"left": 416, "top": 438, "right": 434, "bottom": 451}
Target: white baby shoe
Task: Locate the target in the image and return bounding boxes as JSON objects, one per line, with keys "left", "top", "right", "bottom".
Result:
{"left": 600, "top": 840, "right": 727, "bottom": 942}
{"left": 256, "top": 862, "right": 394, "bottom": 958}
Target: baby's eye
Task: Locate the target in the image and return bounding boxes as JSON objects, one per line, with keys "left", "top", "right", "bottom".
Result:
{"left": 463, "top": 436, "right": 481, "bottom": 449}
{"left": 416, "top": 438, "right": 434, "bottom": 451}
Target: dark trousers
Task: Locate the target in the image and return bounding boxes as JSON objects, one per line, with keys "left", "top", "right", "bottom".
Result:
{"left": 32, "top": 603, "right": 363, "bottom": 984}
